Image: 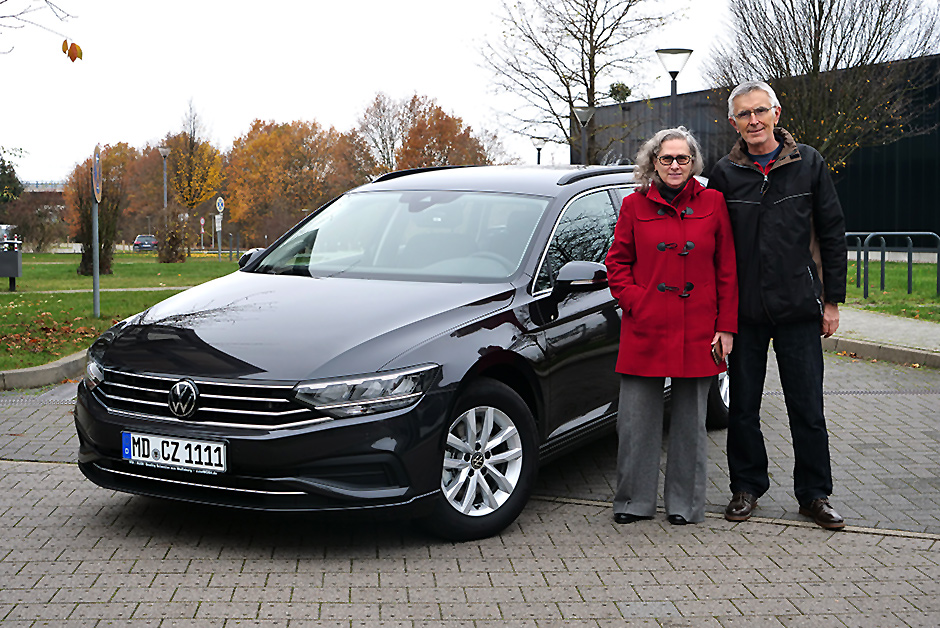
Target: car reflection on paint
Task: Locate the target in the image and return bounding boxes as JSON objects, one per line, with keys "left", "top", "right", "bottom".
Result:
{"left": 74, "top": 165, "right": 729, "bottom": 541}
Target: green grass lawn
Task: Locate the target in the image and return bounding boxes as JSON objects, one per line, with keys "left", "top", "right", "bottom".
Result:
{"left": 846, "top": 260, "right": 940, "bottom": 322}
{"left": 0, "top": 254, "right": 936, "bottom": 372}
{"left": 1, "top": 253, "right": 239, "bottom": 370}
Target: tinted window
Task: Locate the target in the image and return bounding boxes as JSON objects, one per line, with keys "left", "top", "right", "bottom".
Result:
{"left": 534, "top": 190, "right": 618, "bottom": 293}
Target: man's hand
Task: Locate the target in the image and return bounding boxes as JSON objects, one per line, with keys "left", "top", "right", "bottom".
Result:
{"left": 821, "top": 302, "right": 840, "bottom": 337}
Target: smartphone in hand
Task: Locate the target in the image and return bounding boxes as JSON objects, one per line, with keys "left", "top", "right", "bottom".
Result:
{"left": 711, "top": 338, "right": 723, "bottom": 365}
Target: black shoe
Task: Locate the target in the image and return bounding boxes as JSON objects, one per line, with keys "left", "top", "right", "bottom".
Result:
{"left": 614, "top": 513, "right": 652, "bottom": 524}
{"left": 799, "top": 498, "right": 846, "bottom": 530}
{"left": 667, "top": 514, "right": 688, "bottom": 525}
{"left": 725, "top": 492, "right": 758, "bottom": 521}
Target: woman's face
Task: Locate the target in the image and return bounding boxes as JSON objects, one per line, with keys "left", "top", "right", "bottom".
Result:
{"left": 653, "top": 138, "right": 693, "bottom": 189}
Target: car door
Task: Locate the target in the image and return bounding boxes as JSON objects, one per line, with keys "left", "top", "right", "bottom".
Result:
{"left": 528, "top": 189, "right": 622, "bottom": 445}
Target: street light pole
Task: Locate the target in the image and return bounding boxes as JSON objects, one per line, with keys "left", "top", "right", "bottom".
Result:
{"left": 655, "top": 48, "right": 693, "bottom": 128}
{"left": 158, "top": 147, "right": 170, "bottom": 229}
{"left": 532, "top": 137, "right": 546, "bottom": 165}
{"left": 573, "top": 107, "right": 595, "bottom": 165}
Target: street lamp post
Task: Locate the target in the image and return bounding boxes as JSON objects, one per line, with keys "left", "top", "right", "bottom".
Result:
{"left": 655, "top": 48, "right": 693, "bottom": 128}
{"left": 573, "top": 106, "right": 595, "bottom": 165}
{"left": 158, "top": 147, "right": 170, "bottom": 229}
{"left": 531, "top": 137, "right": 546, "bottom": 165}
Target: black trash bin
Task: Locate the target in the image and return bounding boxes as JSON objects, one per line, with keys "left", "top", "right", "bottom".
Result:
{"left": 0, "top": 239, "right": 22, "bottom": 291}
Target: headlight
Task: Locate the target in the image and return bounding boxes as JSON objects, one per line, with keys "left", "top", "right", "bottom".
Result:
{"left": 85, "top": 355, "right": 104, "bottom": 391}
{"left": 293, "top": 364, "right": 439, "bottom": 418}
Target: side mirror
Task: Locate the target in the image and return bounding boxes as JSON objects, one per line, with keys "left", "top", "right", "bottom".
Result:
{"left": 238, "top": 247, "right": 265, "bottom": 269}
{"left": 551, "top": 260, "right": 609, "bottom": 299}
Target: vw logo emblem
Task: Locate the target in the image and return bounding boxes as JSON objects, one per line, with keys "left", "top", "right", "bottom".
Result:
{"left": 168, "top": 380, "right": 199, "bottom": 418}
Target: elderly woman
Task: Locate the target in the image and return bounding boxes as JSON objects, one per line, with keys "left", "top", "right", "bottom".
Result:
{"left": 604, "top": 126, "right": 738, "bottom": 525}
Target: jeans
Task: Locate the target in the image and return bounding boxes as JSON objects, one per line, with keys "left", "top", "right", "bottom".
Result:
{"left": 727, "top": 320, "right": 833, "bottom": 506}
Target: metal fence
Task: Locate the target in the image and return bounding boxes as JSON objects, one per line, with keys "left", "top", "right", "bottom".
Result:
{"left": 845, "top": 231, "right": 940, "bottom": 298}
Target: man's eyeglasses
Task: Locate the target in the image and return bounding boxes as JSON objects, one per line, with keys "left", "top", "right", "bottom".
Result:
{"left": 733, "top": 106, "right": 774, "bottom": 120}
{"left": 656, "top": 154, "right": 692, "bottom": 166}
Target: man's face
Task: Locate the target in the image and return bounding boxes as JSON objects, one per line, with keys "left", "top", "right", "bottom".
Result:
{"left": 729, "top": 89, "right": 781, "bottom": 154}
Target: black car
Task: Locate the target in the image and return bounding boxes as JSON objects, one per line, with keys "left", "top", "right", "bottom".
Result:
{"left": 75, "top": 165, "right": 729, "bottom": 541}
{"left": 132, "top": 234, "right": 158, "bottom": 252}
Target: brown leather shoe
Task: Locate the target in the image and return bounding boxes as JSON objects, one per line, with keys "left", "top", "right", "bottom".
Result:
{"left": 799, "top": 498, "right": 845, "bottom": 530}
{"left": 725, "top": 492, "right": 758, "bottom": 521}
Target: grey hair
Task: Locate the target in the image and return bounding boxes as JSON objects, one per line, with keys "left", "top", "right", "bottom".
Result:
{"left": 727, "top": 80, "right": 781, "bottom": 118}
{"left": 633, "top": 126, "right": 704, "bottom": 193}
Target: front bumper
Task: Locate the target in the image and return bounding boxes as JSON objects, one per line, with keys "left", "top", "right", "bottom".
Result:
{"left": 74, "top": 381, "right": 449, "bottom": 514}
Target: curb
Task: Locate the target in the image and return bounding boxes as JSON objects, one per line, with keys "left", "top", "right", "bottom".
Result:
{"left": 821, "top": 337, "right": 940, "bottom": 369}
{"left": 0, "top": 337, "right": 935, "bottom": 392}
{"left": 0, "top": 351, "right": 86, "bottom": 391}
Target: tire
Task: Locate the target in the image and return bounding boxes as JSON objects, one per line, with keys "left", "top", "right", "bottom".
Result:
{"left": 706, "top": 372, "right": 730, "bottom": 431}
{"left": 420, "top": 379, "right": 538, "bottom": 541}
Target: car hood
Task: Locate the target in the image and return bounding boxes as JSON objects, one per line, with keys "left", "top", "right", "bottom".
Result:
{"left": 101, "top": 271, "right": 515, "bottom": 381}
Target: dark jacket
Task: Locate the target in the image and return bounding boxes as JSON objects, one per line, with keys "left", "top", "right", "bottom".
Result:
{"left": 708, "top": 129, "right": 846, "bottom": 325}
{"left": 605, "top": 177, "right": 738, "bottom": 377}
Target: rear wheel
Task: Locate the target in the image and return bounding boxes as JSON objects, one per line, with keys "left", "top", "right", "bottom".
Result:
{"left": 705, "top": 372, "right": 730, "bottom": 430}
{"left": 421, "top": 379, "right": 538, "bottom": 541}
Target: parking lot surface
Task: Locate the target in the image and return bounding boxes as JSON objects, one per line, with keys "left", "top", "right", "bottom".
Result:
{"left": 2, "top": 351, "right": 940, "bottom": 626}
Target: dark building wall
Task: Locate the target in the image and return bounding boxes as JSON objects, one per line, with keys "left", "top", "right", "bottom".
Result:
{"left": 588, "top": 67, "right": 940, "bottom": 239}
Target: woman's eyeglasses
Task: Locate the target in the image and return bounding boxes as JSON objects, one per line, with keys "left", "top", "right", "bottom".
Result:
{"left": 656, "top": 154, "right": 692, "bottom": 166}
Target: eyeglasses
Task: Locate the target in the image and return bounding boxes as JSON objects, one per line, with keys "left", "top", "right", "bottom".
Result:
{"left": 733, "top": 106, "right": 774, "bottom": 120}
{"left": 656, "top": 154, "right": 692, "bottom": 166}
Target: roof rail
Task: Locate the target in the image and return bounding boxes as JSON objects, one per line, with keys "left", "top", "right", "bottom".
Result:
{"left": 372, "top": 165, "right": 470, "bottom": 183}
{"left": 556, "top": 165, "right": 635, "bottom": 186}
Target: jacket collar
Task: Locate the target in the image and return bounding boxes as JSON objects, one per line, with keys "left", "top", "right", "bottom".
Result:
{"left": 728, "top": 128, "right": 801, "bottom": 171}
{"left": 645, "top": 176, "right": 702, "bottom": 208}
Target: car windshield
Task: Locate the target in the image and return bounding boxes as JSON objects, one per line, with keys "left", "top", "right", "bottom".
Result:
{"left": 250, "top": 190, "right": 549, "bottom": 282}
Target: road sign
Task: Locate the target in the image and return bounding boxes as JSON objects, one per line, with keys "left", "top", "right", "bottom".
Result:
{"left": 214, "top": 214, "right": 222, "bottom": 232}
{"left": 216, "top": 196, "right": 224, "bottom": 214}
{"left": 92, "top": 145, "right": 102, "bottom": 203}
{"left": 200, "top": 217, "right": 205, "bottom": 226}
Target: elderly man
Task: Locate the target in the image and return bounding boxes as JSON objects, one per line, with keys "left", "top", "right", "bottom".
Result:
{"left": 708, "top": 80, "right": 847, "bottom": 530}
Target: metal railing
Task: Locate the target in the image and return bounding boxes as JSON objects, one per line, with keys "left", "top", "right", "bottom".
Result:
{"left": 845, "top": 231, "right": 940, "bottom": 298}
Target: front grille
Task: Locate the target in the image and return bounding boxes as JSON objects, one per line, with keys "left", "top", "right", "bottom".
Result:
{"left": 91, "top": 368, "right": 328, "bottom": 429}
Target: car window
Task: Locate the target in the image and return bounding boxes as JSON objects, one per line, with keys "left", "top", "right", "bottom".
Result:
{"left": 250, "top": 191, "right": 549, "bottom": 282}
{"left": 534, "top": 190, "right": 618, "bottom": 293}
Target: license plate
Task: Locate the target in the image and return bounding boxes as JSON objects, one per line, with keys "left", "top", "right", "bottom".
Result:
{"left": 122, "top": 432, "right": 226, "bottom": 473}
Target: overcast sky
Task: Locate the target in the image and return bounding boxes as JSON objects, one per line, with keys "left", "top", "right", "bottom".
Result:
{"left": 2, "top": 0, "right": 727, "bottom": 182}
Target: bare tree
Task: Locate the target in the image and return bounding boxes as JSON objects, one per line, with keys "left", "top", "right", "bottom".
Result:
{"left": 0, "top": 0, "right": 74, "bottom": 54}
{"left": 482, "top": 0, "right": 667, "bottom": 162}
{"left": 705, "top": 0, "right": 940, "bottom": 171}
{"left": 358, "top": 93, "right": 405, "bottom": 174}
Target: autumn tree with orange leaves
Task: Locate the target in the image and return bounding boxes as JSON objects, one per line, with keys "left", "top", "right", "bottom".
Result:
{"left": 63, "top": 143, "right": 137, "bottom": 275}
{"left": 360, "top": 94, "right": 495, "bottom": 173}
{"left": 224, "top": 120, "right": 373, "bottom": 246}
{"left": 396, "top": 97, "right": 488, "bottom": 169}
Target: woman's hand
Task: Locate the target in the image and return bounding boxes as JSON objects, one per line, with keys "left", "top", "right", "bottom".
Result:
{"left": 712, "top": 331, "right": 734, "bottom": 361}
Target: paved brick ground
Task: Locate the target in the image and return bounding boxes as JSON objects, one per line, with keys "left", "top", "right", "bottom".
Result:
{"left": 1, "top": 351, "right": 940, "bottom": 625}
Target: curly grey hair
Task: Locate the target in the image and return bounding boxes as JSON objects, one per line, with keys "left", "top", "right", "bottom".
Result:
{"left": 727, "top": 80, "right": 781, "bottom": 118}
{"left": 633, "top": 126, "right": 704, "bottom": 193}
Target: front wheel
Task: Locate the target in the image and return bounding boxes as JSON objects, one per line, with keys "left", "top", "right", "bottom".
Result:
{"left": 420, "top": 379, "right": 538, "bottom": 541}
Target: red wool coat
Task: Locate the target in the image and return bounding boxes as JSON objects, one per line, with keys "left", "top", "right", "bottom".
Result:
{"left": 605, "top": 177, "right": 738, "bottom": 378}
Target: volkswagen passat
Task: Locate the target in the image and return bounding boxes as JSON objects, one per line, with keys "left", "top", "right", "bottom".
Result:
{"left": 75, "top": 165, "right": 728, "bottom": 541}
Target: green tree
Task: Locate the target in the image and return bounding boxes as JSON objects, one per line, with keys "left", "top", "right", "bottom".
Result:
{"left": 0, "top": 154, "right": 24, "bottom": 203}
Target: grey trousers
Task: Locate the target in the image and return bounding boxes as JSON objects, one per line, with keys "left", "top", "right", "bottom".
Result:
{"left": 613, "top": 375, "right": 711, "bottom": 523}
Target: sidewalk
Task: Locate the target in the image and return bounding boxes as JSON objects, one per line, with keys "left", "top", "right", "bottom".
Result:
{"left": 1, "top": 305, "right": 936, "bottom": 390}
